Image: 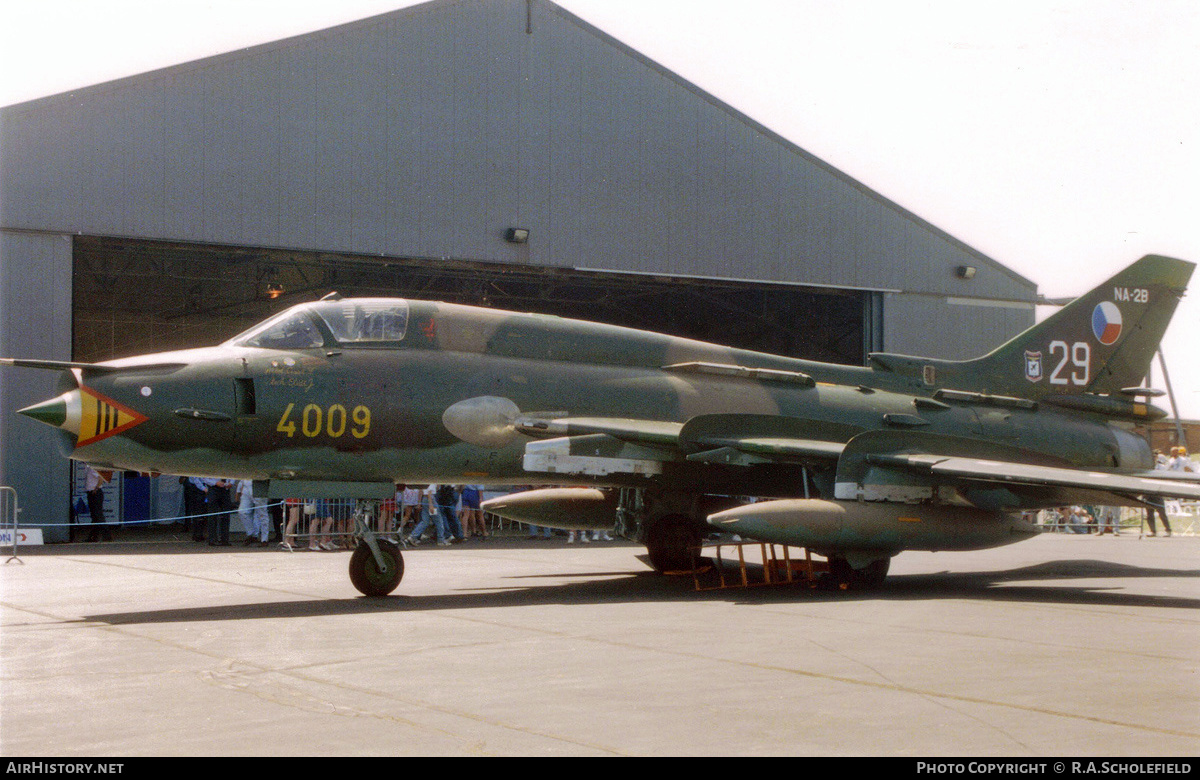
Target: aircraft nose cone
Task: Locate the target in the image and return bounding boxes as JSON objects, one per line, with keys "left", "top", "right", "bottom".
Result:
{"left": 18, "top": 397, "right": 68, "bottom": 427}
{"left": 18, "top": 389, "right": 81, "bottom": 434}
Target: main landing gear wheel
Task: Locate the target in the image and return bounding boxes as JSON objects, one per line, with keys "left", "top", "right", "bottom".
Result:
{"left": 823, "top": 556, "right": 890, "bottom": 591}
{"left": 349, "top": 539, "right": 404, "bottom": 597}
{"left": 856, "top": 557, "right": 890, "bottom": 589}
{"left": 645, "top": 514, "right": 702, "bottom": 574}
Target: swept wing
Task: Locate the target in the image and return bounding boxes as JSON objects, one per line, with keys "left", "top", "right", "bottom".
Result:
{"left": 871, "top": 453, "right": 1200, "bottom": 502}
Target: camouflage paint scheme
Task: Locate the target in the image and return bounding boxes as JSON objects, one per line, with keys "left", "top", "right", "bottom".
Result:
{"left": 7, "top": 254, "right": 1200, "bottom": 593}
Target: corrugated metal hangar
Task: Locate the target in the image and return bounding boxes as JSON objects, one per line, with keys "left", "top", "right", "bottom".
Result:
{"left": 0, "top": 0, "right": 1037, "bottom": 539}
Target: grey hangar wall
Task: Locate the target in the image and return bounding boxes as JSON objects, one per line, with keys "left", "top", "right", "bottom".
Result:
{"left": 0, "top": 0, "right": 1036, "bottom": 536}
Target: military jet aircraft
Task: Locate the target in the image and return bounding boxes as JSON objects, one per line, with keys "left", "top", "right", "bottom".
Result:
{"left": 5, "top": 254, "right": 1200, "bottom": 596}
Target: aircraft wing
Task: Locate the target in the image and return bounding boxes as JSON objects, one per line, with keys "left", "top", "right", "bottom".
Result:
{"left": 515, "top": 416, "right": 683, "bottom": 446}
{"left": 1, "top": 358, "right": 102, "bottom": 371}
{"left": 871, "top": 453, "right": 1200, "bottom": 501}
{"left": 1, "top": 358, "right": 187, "bottom": 373}
{"left": 513, "top": 412, "right": 1197, "bottom": 503}
{"left": 516, "top": 413, "right": 845, "bottom": 476}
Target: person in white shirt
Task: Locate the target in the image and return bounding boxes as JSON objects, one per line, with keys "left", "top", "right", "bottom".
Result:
{"left": 236, "top": 479, "right": 270, "bottom": 546}
{"left": 83, "top": 465, "right": 111, "bottom": 542}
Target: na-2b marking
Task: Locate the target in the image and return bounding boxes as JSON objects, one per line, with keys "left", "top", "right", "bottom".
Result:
{"left": 1113, "top": 287, "right": 1149, "bottom": 303}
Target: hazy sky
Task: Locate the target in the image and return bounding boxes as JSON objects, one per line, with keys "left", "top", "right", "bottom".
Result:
{"left": 2, "top": 0, "right": 1197, "bottom": 416}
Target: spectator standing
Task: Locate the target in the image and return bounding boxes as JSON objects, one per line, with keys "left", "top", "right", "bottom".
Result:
{"left": 181, "top": 476, "right": 206, "bottom": 537}
{"left": 236, "top": 479, "right": 270, "bottom": 546}
{"left": 308, "top": 499, "right": 335, "bottom": 551}
{"left": 460, "top": 485, "right": 486, "bottom": 539}
{"left": 430, "top": 484, "right": 465, "bottom": 543}
{"left": 398, "top": 485, "right": 422, "bottom": 536}
{"left": 83, "top": 465, "right": 112, "bottom": 542}
{"left": 189, "top": 477, "right": 209, "bottom": 542}
{"left": 405, "top": 485, "right": 449, "bottom": 546}
{"left": 281, "top": 498, "right": 302, "bottom": 550}
{"left": 1144, "top": 452, "right": 1175, "bottom": 537}
{"left": 205, "top": 478, "right": 235, "bottom": 546}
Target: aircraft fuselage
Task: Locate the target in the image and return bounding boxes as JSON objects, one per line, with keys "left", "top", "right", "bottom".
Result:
{"left": 44, "top": 297, "right": 1150, "bottom": 506}
{"left": 10, "top": 255, "right": 1198, "bottom": 594}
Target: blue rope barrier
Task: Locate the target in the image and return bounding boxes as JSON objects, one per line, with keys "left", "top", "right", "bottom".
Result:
{"left": 37, "top": 500, "right": 289, "bottom": 528}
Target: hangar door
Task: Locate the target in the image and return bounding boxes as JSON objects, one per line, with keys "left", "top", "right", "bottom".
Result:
{"left": 72, "top": 236, "right": 874, "bottom": 367}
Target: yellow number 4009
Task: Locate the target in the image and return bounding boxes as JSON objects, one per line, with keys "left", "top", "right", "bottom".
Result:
{"left": 276, "top": 403, "right": 370, "bottom": 439}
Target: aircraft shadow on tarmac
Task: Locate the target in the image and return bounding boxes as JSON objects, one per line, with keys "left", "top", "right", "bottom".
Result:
{"left": 79, "top": 556, "right": 1200, "bottom": 626}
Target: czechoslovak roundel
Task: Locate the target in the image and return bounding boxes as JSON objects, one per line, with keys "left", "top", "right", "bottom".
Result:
{"left": 1091, "top": 302, "right": 1123, "bottom": 346}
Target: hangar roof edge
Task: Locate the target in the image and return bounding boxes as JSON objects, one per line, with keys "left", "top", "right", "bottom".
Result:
{"left": 543, "top": 1, "right": 1034, "bottom": 294}
{"left": 0, "top": 0, "right": 1035, "bottom": 294}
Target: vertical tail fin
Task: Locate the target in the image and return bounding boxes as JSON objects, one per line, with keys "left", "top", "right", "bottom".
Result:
{"left": 975, "top": 254, "right": 1193, "bottom": 397}
{"left": 869, "top": 255, "right": 1194, "bottom": 399}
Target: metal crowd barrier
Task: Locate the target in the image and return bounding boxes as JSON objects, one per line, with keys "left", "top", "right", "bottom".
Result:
{"left": 2, "top": 486, "right": 21, "bottom": 564}
{"left": 279, "top": 497, "right": 405, "bottom": 550}
{"left": 1036, "top": 505, "right": 1197, "bottom": 536}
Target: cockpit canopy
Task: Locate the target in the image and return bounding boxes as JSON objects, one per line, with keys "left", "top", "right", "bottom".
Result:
{"left": 227, "top": 299, "right": 410, "bottom": 350}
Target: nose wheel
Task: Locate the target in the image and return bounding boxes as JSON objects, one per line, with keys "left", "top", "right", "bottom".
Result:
{"left": 349, "top": 539, "right": 404, "bottom": 596}
{"left": 347, "top": 500, "right": 404, "bottom": 596}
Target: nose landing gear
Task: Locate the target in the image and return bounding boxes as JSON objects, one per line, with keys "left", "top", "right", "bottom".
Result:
{"left": 347, "top": 501, "right": 404, "bottom": 597}
{"left": 349, "top": 539, "right": 404, "bottom": 597}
